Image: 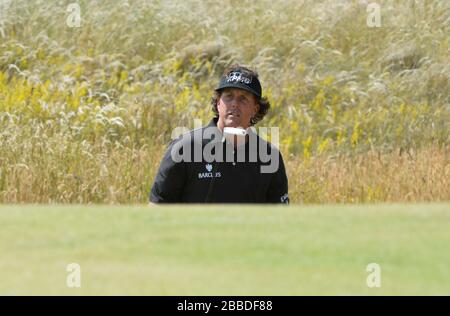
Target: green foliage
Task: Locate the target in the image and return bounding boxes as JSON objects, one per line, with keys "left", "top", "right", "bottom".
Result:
{"left": 0, "top": 0, "right": 448, "bottom": 203}
{"left": 1, "top": 204, "right": 449, "bottom": 294}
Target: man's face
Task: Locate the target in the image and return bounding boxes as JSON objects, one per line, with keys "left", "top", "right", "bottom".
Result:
{"left": 217, "top": 88, "right": 259, "bottom": 129}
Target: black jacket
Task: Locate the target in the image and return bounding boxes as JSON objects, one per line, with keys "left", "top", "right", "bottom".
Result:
{"left": 150, "top": 118, "right": 289, "bottom": 203}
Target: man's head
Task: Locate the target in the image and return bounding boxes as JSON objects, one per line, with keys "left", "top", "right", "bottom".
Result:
{"left": 212, "top": 65, "right": 270, "bottom": 130}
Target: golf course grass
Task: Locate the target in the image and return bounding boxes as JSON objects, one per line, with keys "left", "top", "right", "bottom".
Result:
{"left": 0, "top": 203, "right": 449, "bottom": 295}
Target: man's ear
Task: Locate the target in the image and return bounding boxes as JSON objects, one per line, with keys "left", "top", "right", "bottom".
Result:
{"left": 216, "top": 93, "right": 222, "bottom": 108}
{"left": 254, "top": 101, "right": 260, "bottom": 116}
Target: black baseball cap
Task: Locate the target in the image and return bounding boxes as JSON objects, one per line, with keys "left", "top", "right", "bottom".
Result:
{"left": 215, "top": 70, "right": 262, "bottom": 99}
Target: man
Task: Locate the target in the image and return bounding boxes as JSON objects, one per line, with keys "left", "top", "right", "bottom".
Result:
{"left": 150, "top": 65, "right": 289, "bottom": 204}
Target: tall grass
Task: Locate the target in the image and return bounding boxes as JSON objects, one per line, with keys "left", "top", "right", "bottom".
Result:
{"left": 0, "top": 0, "right": 449, "bottom": 203}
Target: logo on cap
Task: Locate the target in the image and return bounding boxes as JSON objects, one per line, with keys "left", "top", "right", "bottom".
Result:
{"left": 226, "top": 71, "right": 252, "bottom": 85}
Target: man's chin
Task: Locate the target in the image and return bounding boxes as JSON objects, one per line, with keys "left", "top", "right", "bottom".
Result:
{"left": 224, "top": 119, "right": 243, "bottom": 128}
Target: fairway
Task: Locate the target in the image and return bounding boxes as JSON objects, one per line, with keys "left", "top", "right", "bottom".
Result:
{"left": 0, "top": 203, "right": 449, "bottom": 295}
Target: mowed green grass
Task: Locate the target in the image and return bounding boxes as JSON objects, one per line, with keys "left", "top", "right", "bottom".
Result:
{"left": 0, "top": 203, "right": 449, "bottom": 295}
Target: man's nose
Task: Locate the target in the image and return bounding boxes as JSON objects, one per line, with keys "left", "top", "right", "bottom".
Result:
{"left": 229, "top": 97, "right": 240, "bottom": 109}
